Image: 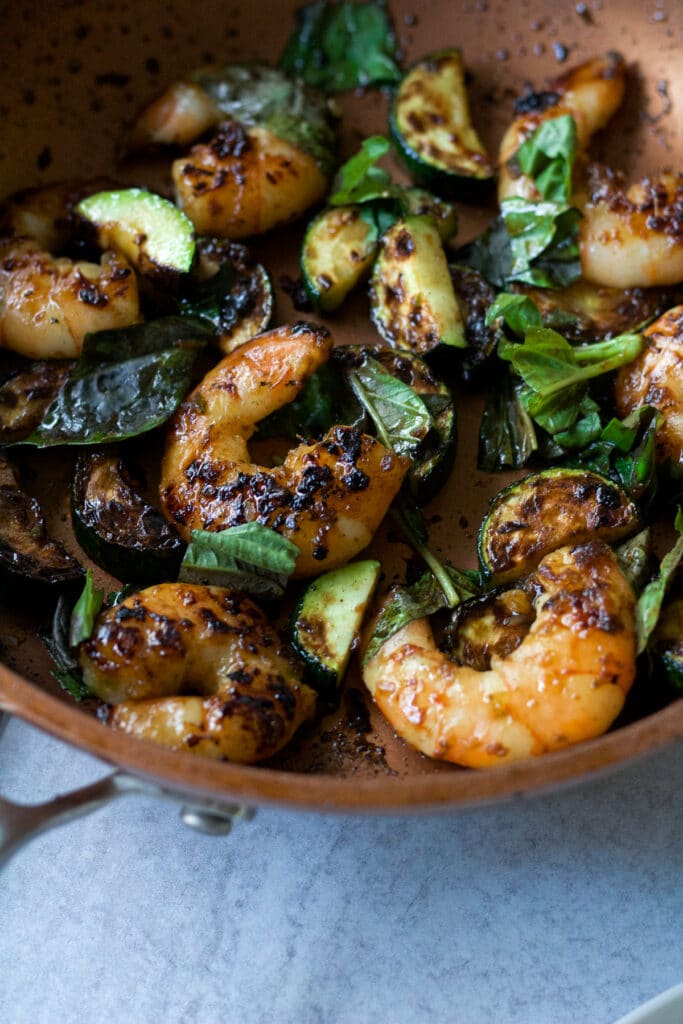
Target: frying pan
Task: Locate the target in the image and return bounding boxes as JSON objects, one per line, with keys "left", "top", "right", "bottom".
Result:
{"left": 1, "top": 0, "right": 682, "bottom": 863}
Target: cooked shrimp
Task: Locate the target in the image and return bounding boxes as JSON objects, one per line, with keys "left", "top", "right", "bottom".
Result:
{"left": 362, "top": 541, "right": 636, "bottom": 768}
{"left": 172, "top": 121, "right": 328, "bottom": 238}
{"left": 159, "top": 322, "right": 407, "bottom": 578}
{"left": 0, "top": 178, "right": 117, "bottom": 251}
{"left": 498, "top": 52, "right": 626, "bottom": 202}
{"left": 80, "top": 584, "right": 317, "bottom": 762}
{"left": 0, "top": 237, "right": 140, "bottom": 359}
{"left": 615, "top": 305, "right": 683, "bottom": 469}
{"left": 126, "top": 80, "right": 221, "bottom": 152}
{"left": 579, "top": 166, "right": 683, "bottom": 287}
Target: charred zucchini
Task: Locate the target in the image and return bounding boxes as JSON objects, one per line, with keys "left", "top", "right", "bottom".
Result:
{"left": 478, "top": 467, "right": 641, "bottom": 584}
{"left": 0, "top": 361, "right": 72, "bottom": 444}
{"left": 76, "top": 188, "right": 196, "bottom": 280}
{"left": 290, "top": 559, "right": 381, "bottom": 701}
{"left": 653, "top": 594, "right": 683, "bottom": 691}
{"left": 510, "top": 279, "right": 681, "bottom": 343}
{"left": 332, "top": 345, "right": 457, "bottom": 504}
{"left": 449, "top": 264, "right": 502, "bottom": 379}
{"left": 180, "top": 243, "right": 273, "bottom": 355}
{"left": 0, "top": 453, "right": 83, "bottom": 600}
{"left": 301, "top": 205, "right": 378, "bottom": 311}
{"left": 390, "top": 49, "right": 495, "bottom": 198}
{"left": 72, "top": 451, "right": 184, "bottom": 583}
{"left": 445, "top": 587, "right": 534, "bottom": 671}
{"left": 370, "top": 216, "right": 466, "bottom": 355}
{"left": 402, "top": 188, "right": 458, "bottom": 241}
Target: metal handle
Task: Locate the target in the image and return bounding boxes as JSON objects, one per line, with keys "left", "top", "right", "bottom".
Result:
{"left": 0, "top": 717, "right": 255, "bottom": 869}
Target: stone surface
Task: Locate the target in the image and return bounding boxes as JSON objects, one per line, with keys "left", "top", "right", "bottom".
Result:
{"left": 1, "top": 717, "right": 682, "bottom": 1024}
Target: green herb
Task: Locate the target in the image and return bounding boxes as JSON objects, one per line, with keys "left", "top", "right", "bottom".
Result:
{"left": 515, "top": 114, "right": 578, "bottom": 203}
{"left": 571, "top": 406, "right": 661, "bottom": 501}
{"left": 330, "top": 135, "right": 394, "bottom": 205}
{"left": 40, "top": 595, "right": 91, "bottom": 701}
{"left": 256, "top": 363, "right": 350, "bottom": 440}
{"left": 69, "top": 570, "right": 105, "bottom": 647}
{"left": 456, "top": 203, "right": 582, "bottom": 290}
{"left": 615, "top": 529, "right": 653, "bottom": 595}
{"left": 20, "top": 318, "right": 212, "bottom": 448}
{"left": 477, "top": 369, "right": 539, "bottom": 471}
{"left": 636, "top": 508, "right": 683, "bottom": 654}
{"left": 179, "top": 524, "right": 300, "bottom": 600}
{"left": 485, "top": 292, "right": 541, "bottom": 335}
{"left": 348, "top": 357, "right": 433, "bottom": 457}
{"left": 192, "top": 63, "right": 338, "bottom": 174}
{"left": 500, "top": 328, "right": 643, "bottom": 437}
{"left": 280, "top": 0, "right": 401, "bottom": 93}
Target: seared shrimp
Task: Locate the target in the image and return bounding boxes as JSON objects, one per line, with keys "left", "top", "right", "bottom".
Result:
{"left": 579, "top": 166, "right": 683, "bottom": 287}
{"left": 615, "top": 305, "right": 683, "bottom": 469}
{"left": 0, "top": 178, "right": 117, "bottom": 252}
{"left": 362, "top": 541, "right": 636, "bottom": 768}
{"left": 0, "top": 237, "right": 140, "bottom": 359}
{"left": 127, "top": 81, "right": 221, "bottom": 151}
{"left": 498, "top": 52, "right": 626, "bottom": 202}
{"left": 160, "top": 322, "right": 407, "bottom": 578}
{"left": 80, "top": 584, "right": 316, "bottom": 762}
{"left": 172, "top": 122, "right": 328, "bottom": 238}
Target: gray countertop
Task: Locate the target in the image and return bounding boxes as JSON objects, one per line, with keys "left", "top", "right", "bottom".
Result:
{"left": 1, "top": 717, "right": 681, "bottom": 1024}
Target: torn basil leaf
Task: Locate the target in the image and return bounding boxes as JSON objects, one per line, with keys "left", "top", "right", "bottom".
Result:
{"left": 20, "top": 317, "right": 211, "bottom": 447}
{"left": 69, "top": 569, "right": 105, "bottom": 647}
{"left": 330, "top": 135, "right": 393, "bottom": 205}
{"left": 570, "top": 406, "right": 660, "bottom": 502}
{"left": 41, "top": 594, "right": 91, "bottom": 701}
{"left": 485, "top": 292, "right": 541, "bottom": 336}
{"left": 348, "top": 357, "right": 433, "bottom": 457}
{"left": 478, "top": 369, "right": 539, "bottom": 471}
{"left": 179, "top": 524, "right": 300, "bottom": 600}
{"left": 636, "top": 508, "right": 683, "bottom": 655}
{"left": 615, "top": 529, "right": 653, "bottom": 595}
{"left": 514, "top": 114, "right": 578, "bottom": 203}
{"left": 280, "top": 0, "right": 401, "bottom": 93}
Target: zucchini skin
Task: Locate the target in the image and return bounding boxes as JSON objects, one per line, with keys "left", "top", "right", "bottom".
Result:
{"left": 72, "top": 451, "right": 184, "bottom": 584}
{"left": 478, "top": 467, "right": 641, "bottom": 584}
{"left": 445, "top": 587, "right": 534, "bottom": 671}
{"left": 0, "top": 453, "right": 83, "bottom": 602}
{"left": 301, "top": 205, "right": 378, "bottom": 312}
{"left": 654, "top": 594, "right": 683, "bottom": 691}
{"left": 290, "top": 559, "right": 381, "bottom": 704}
{"left": 389, "top": 49, "right": 495, "bottom": 200}
{"left": 370, "top": 216, "right": 466, "bottom": 356}
{"left": 332, "top": 345, "right": 457, "bottom": 505}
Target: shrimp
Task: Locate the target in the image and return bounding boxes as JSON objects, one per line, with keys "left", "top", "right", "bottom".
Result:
{"left": 126, "top": 81, "right": 222, "bottom": 152}
{"left": 0, "top": 178, "right": 117, "bottom": 252}
{"left": 79, "top": 584, "right": 317, "bottom": 762}
{"left": 159, "top": 322, "right": 407, "bottom": 578}
{"left": 498, "top": 52, "right": 626, "bottom": 202}
{"left": 0, "top": 237, "right": 140, "bottom": 360}
{"left": 362, "top": 541, "right": 636, "bottom": 768}
{"left": 172, "top": 121, "right": 328, "bottom": 239}
{"left": 615, "top": 305, "right": 683, "bottom": 469}
{"left": 579, "top": 166, "right": 683, "bottom": 288}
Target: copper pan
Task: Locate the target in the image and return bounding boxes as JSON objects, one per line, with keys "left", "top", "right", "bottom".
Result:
{"left": 1, "top": 0, "right": 682, "bottom": 860}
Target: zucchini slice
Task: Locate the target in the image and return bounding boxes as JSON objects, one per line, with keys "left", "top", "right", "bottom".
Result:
{"left": 370, "top": 216, "right": 466, "bottom": 355}
{"left": 390, "top": 49, "right": 495, "bottom": 198}
{"left": 0, "top": 361, "right": 72, "bottom": 444}
{"left": 72, "top": 451, "right": 185, "bottom": 583}
{"left": 653, "top": 594, "right": 683, "bottom": 691}
{"left": 478, "top": 467, "right": 641, "bottom": 584}
{"left": 445, "top": 587, "right": 534, "bottom": 671}
{"left": 448, "top": 264, "right": 502, "bottom": 379}
{"left": 0, "top": 453, "right": 83, "bottom": 601}
{"left": 301, "top": 205, "right": 378, "bottom": 311}
{"left": 76, "top": 188, "right": 196, "bottom": 280}
{"left": 290, "top": 559, "right": 381, "bottom": 701}
{"left": 402, "top": 188, "right": 458, "bottom": 241}
{"left": 332, "top": 345, "right": 457, "bottom": 504}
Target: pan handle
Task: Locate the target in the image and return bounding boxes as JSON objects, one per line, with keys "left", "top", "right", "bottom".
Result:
{"left": 0, "top": 769, "right": 255, "bottom": 869}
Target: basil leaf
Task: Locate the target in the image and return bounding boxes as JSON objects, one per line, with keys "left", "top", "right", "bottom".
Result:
{"left": 501, "top": 328, "right": 643, "bottom": 437}
{"left": 179, "top": 524, "right": 300, "bottom": 600}
{"left": 485, "top": 292, "right": 541, "bottom": 335}
{"left": 330, "top": 135, "right": 394, "bottom": 205}
{"left": 280, "top": 0, "right": 401, "bottom": 93}
{"left": 477, "top": 369, "right": 539, "bottom": 471}
{"left": 40, "top": 593, "right": 92, "bottom": 701}
{"left": 21, "top": 318, "right": 210, "bottom": 447}
{"left": 515, "top": 114, "right": 578, "bottom": 203}
{"left": 349, "top": 356, "right": 433, "bottom": 456}
{"left": 69, "top": 569, "right": 105, "bottom": 647}
{"left": 571, "top": 406, "right": 661, "bottom": 502}
{"left": 615, "top": 529, "right": 653, "bottom": 595}
{"left": 256, "top": 363, "right": 362, "bottom": 440}
{"left": 636, "top": 508, "right": 683, "bottom": 654}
